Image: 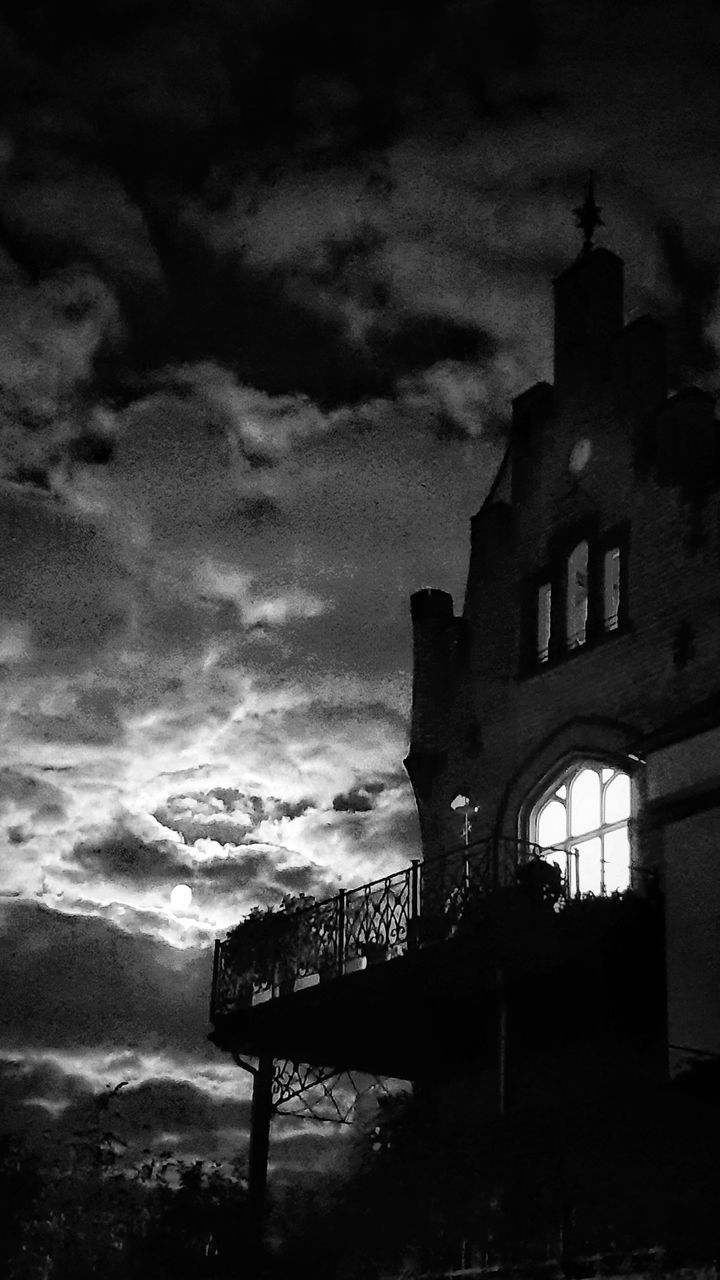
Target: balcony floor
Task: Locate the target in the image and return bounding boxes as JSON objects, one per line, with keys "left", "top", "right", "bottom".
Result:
{"left": 210, "top": 895, "right": 665, "bottom": 1080}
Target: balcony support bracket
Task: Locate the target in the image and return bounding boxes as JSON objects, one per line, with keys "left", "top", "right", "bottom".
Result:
{"left": 272, "top": 1058, "right": 412, "bottom": 1125}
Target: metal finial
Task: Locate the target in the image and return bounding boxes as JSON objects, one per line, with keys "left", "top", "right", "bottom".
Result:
{"left": 573, "top": 171, "right": 603, "bottom": 254}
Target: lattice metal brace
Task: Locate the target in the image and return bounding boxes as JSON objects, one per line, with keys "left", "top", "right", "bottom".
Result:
{"left": 271, "top": 1058, "right": 411, "bottom": 1126}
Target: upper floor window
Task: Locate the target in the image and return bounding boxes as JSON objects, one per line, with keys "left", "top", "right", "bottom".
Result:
{"left": 537, "top": 581, "right": 552, "bottom": 663}
{"left": 531, "top": 761, "right": 631, "bottom": 896}
{"left": 566, "top": 540, "right": 589, "bottom": 650}
{"left": 603, "top": 545, "right": 620, "bottom": 631}
{"left": 526, "top": 523, "right": 628, "bottom": 673}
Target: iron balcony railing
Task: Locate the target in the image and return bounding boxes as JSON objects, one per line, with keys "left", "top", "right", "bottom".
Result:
{"left": 211, "top": 837, "right": 655, "bottom": 1019}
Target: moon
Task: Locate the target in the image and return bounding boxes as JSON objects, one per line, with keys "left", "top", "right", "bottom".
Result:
{"left": 170, "top": 883, "right": 193, "bottom": 912}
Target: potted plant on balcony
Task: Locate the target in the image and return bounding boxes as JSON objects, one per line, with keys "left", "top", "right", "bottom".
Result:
{"left": 226, "top": 905, "right": 280, "bottom": 997}
{"left": 515, "top": 855, "right": 563, "bottom": 908}
{"left": 225, "top": 892, "right": 321, "bottom": 998}
{"left": 275, "top": 893, "right": 317, "bottom": 995}
{"left": 359, "top": 937, "right": 389, "bottom": 965}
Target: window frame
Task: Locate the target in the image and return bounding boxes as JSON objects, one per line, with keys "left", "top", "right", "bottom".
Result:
{"left": 520, "top": 519, "right": 630, "bottom": 676}
{"left": 528, "top": 758, "right": 633, "bottom": 897}
{"left": 537, "top": 578, "right": 553, "bottom": 664}
{"left": 565, "top": 537, "right": 590, "bottom": 652}
{"left": 599, "top": 522, "right": 630, "bottom": 633}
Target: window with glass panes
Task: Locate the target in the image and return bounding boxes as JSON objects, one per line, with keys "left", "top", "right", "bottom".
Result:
{"left": 603, "top": 545, "right": 620, "bottom": 631}
{"left": 566, "top": 541, "right": 589, "bottom": 649}
{"left": 537, "top": 581, "right": 552, "bottom": 662}
{"left": 531, "top": 762, "right": 631, "bottom": 896}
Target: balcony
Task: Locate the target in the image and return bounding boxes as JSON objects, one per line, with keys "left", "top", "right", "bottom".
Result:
{"left": 210, "top": 838, "right": 663, "bottom": 1080}
{"left": 213, "top": 838, "right": 541, "bottom": 1014}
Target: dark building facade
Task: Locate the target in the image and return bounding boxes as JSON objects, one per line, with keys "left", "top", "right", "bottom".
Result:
{"left": 406, "top": 238, "right": 720, "bottom": 1078}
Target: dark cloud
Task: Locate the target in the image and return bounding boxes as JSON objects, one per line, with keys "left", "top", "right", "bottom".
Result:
{"left": 0, "top": 768, "right": 67, "bottom": 849}
{"left": 71, "top": 828, "right": 187, "bottom": 886}
{"left": 0, "top": 1053, "right": 332, "bottom": 1174}
{"left": 67, "top": 809, "right": 336, "bottom": 908}
{"left": 238, "top": 492, "right": 284, "bottom": 531}
{"left": 0, "top": 1054, "right": 95, "bottom": 1137}
{"left": 332, "top": 782, "right": 385, "bottom": 813}
{"left": 657, "top": 220, "right": 720, "bottom": 380}
{"left": 194, "top": 849, "right": 337, "bottom": 907}
{"left": 0, "top": 0, "right": 536, "bottom": 410}
{"left": 279, "top": 700, "right": 408, "bottom": 745}
{"left": 368, "top": 314, "right": 490, "bottom": 376}
{"left": 0, "top": 767, "right": 66, "bottom": 815}
{"left": 6, "top": 464, "right": 52, "bottom": 491}
{"left": 196, "top": 847, "right": 299, "bottom": 892}
{"left": 11, "top": 686, "right": 125, "bottom": 749}
{"left": 67, "top": 430, "right": 115, "bottom": 466}
{"left": 0, "top": 487, "right": 129, "bottom": 670}
{"left": 273, "top": 863, "right": 336, "bottom": 897}
{"left": 127, "top": 256, "right": 381, "bottom": 407}
{"left": 349, "top": 798, "right": 422, "bottom": 866}
{"left": 307, "top": 226, "right": 386, "bottom": 296}
{"left": 0, "top": 0, "right": 546, "bottom": 175}
{"left": 0, "top": 899, "right": 212, "bottom": 1056}
{"left": 200, "top": 787, "right": 248, "bottom": 808}
{"left": 274, "top": 797, "right": 316, "bottom": 821}
{"left": 194, "top": 848, "right": 279, "bottom": 889}
{"left": 59, "top": 897, "right": 203, "bottom": 943}
{"left": 0, "top": 771, "right": 67, "bottom": 852}
{"left": 0, "top": 1057, "right": 252, "bottom": 1167}
{"left": 66, "top": 1075, "right": 252, "bottom": 1158}
{"left": 167, "top": 817, "right": 260, "bottom": 848}
{"left": 122, "top": 253, "right": 490, "bottom": 409}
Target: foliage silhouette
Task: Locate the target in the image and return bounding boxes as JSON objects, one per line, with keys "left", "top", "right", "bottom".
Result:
{"left": 0, "top": 1083, "right": 266, "bottom": 1280}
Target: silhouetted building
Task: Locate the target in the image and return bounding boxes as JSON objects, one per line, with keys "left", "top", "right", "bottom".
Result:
{"left": 211, "top": 205, "right": 720, "bottom": 1273}
{"left": 407, "top": 235, "right": 720, "bottom": 1081}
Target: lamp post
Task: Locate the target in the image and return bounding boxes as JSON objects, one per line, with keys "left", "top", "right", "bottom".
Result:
{"left": 450, "top": 793, "right": 473, "bottom": 848}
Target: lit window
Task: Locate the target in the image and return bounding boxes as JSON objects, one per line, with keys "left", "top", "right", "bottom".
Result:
{"left": 566, "top": 541, "right": 589, "bottom": 650}
{"left": 537, "top": 582, "right": 552, "bottom": 663}
{"left": 603, "top": 546, "right": 620, "bottom": 631}
{"left": 530, "top": 762, "right": 631, "bottom": 896}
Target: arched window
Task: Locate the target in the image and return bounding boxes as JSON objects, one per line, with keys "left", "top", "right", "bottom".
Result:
{"left": 530, "top": 761, "right": 631, "bottom": 896}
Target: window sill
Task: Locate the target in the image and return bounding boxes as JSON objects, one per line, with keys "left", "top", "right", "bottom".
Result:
{"left": 518, "top": 621, "right": 634, "bottom": 682}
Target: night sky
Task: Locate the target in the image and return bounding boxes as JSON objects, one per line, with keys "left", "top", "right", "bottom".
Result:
{"left": 2, "top": 0, "right": 720, "bottom": 1175}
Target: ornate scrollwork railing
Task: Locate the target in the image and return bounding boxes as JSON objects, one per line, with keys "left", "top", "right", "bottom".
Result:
{"left": 344, "top": 866, "right": 413, "bottom": 963}
{"left": 211, "top": 836, "right": 587, "bottom": 1019}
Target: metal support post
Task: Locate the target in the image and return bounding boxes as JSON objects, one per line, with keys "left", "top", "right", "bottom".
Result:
{"left": 491, "top": 835, "right": 500, "bottom": 891}
{"left": 410, "top": 860, "right": 421, "bottom": 948}
{"left": 463, "top": 850, "right": 470, "bottom": 904}
{"left": 210, "top": 938, "right": 220, "bottom": 1021}
{"left": 248, "top": 1052, "right": 274, "bottom": 1211}
{"left": 337, "top": 889, "right": 346, "bottom": 976}
{"left": 497, "top": 967, "right": 508, "bottom": 1116}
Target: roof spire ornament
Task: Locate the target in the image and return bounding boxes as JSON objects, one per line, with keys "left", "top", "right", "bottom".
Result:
{"left": 573, "top": 171, "right": 603, "bottom": 255}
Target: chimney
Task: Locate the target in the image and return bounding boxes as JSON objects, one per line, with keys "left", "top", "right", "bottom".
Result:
{"left": 408, "top": 589, "right": 455, "bottom": 754}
